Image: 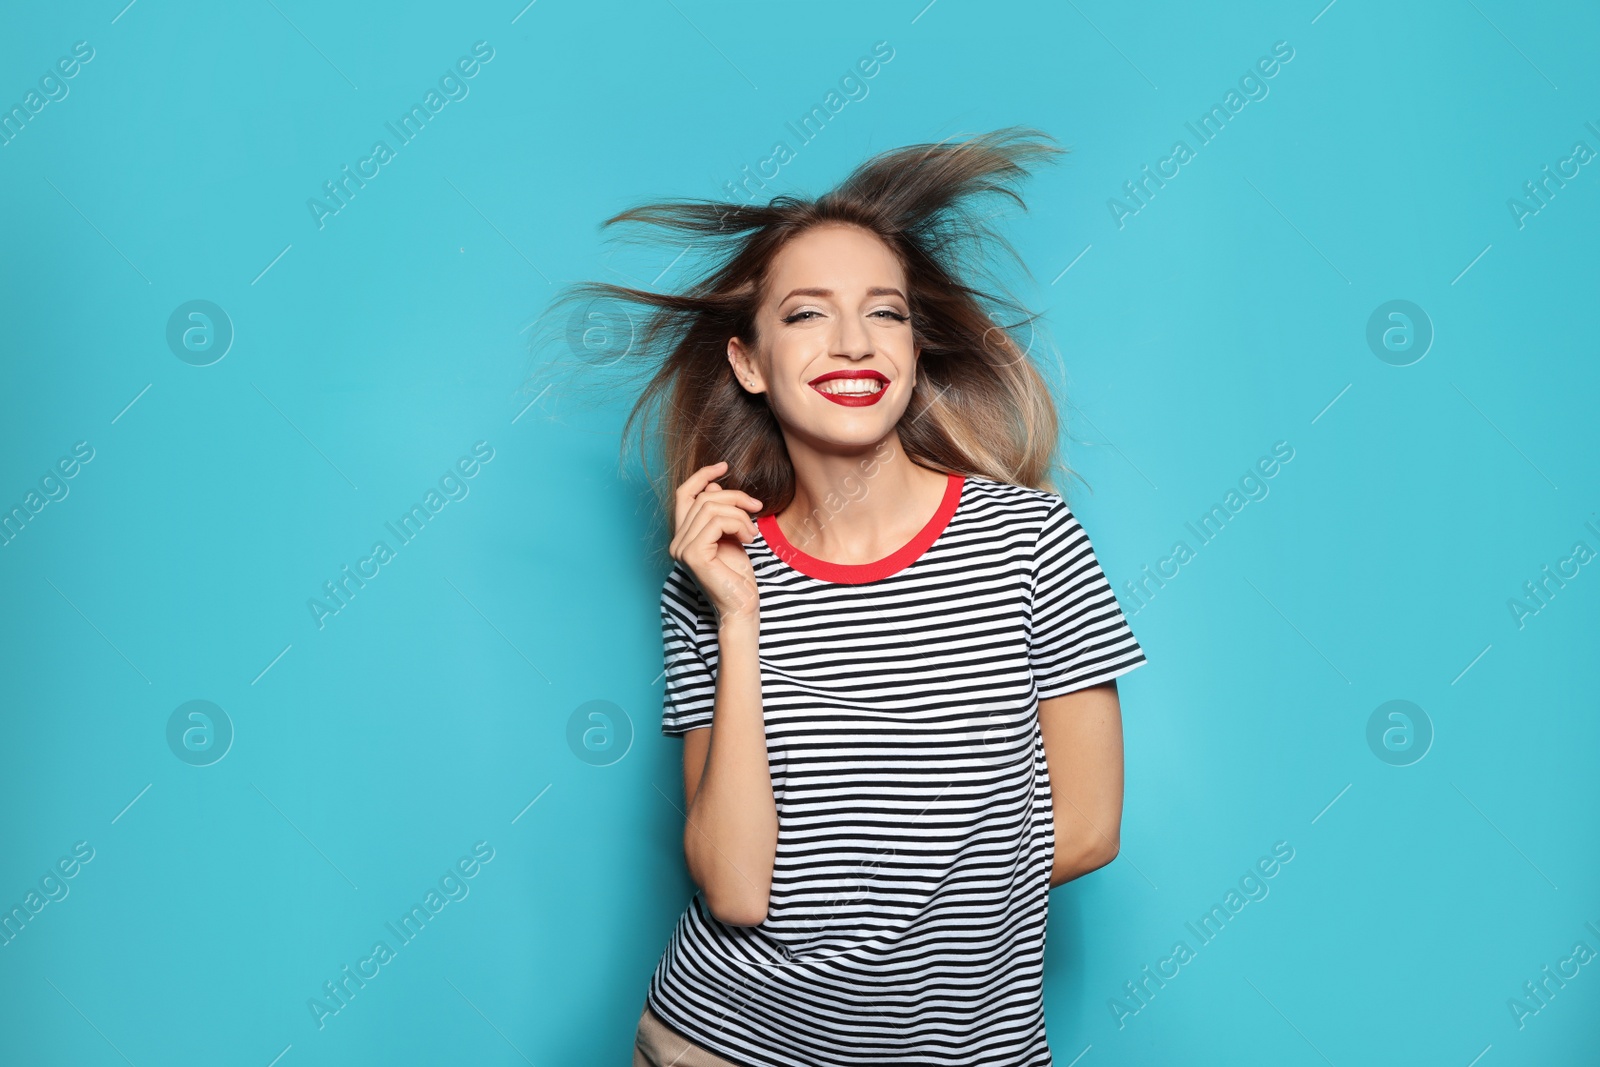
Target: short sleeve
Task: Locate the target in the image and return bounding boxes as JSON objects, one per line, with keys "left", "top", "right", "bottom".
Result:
{"left": 659, "top": 562, "right": 719, "bottom": 736}
{"left": 1028, "top": 498, "right": 1148, "bottom": 700}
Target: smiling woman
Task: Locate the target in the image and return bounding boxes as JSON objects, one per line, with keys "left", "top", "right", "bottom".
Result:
{"left": 535, "top": 127, "right": 1149, "bottom": 1067}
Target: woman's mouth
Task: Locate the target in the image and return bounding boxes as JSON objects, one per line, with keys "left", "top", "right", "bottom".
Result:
{"left": 810, "top": 373, "right": 889, "bottom": 407}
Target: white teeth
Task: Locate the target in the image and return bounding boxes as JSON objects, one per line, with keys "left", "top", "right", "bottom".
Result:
{"left": 815, "top": 379, "right": 884, "bottom": 395}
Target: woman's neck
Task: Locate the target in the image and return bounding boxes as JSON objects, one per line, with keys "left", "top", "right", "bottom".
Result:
{"left": 775, "top": 436, "right": 951, "bottom": 566}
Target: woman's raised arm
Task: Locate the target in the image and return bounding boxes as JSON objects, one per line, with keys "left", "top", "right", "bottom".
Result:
{"left": 669, "top": 462, "right": 778, "bottom": 926}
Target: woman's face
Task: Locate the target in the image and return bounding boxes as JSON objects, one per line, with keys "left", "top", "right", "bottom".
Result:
{"left": 728, "top": 223, "right": 919, "bottom": 451}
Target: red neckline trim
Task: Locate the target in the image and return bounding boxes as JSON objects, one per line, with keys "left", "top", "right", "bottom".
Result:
{"left": 758, "top": 472, "right": 965, "bottom": 584}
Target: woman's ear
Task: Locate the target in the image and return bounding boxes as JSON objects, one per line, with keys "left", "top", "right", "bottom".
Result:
{"left": 728, "top": 337, "right": 764, "bottom": 394}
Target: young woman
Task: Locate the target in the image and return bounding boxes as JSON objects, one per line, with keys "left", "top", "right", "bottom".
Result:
{"left": 551, "top": 127, "right": 1147, "bottom": 1066}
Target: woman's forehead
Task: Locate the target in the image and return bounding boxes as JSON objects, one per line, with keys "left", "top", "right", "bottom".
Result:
{"left": 764, "top": 225, "right": 907, "bottom": 297}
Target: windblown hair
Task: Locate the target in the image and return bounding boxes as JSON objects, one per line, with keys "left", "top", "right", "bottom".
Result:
{"left": 527, "top": 126, "right": 1077, "bottom": 546}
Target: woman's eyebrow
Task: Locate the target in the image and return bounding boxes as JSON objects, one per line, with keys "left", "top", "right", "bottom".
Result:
{"left": 778, "top": 286, "right": 907, "bottom": 301}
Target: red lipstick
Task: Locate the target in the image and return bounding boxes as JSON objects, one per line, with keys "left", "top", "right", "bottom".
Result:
{"left": 809, "top": 369, "right": 890, "bottom": 407}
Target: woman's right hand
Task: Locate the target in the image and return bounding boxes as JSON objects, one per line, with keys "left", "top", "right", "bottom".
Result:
{"left": 669, "top": 461, "right": 763, "bottom": 626}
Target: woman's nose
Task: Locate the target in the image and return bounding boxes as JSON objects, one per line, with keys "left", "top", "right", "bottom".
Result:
{"left": 834, "top": 316, "right": 874, "bottom": 357}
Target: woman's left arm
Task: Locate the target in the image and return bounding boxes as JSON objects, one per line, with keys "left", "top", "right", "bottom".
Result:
{"left": 1038, "top": 680, "right": 1125, "bottom": 888}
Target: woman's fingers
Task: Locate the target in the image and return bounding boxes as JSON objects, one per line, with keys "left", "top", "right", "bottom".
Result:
{"left": 679, "top": 489, "right": 763, "bottom": 544}
{"left": 676, "top": 481, "right": 761, "bottom": 551}
{"left": 677, "top": 500, "right": 758, "bottom": 559}
{"left": 673, "top": 465, "right": 723, "bottom": 538}
{"left": 670, "top": 465, "right": 764, "bottom": 594}
{"left": 674, "top": 462, "right": 729, "bottom": 531}
{"left": 672, "top": 495, "right": 739, "bottom": 556}
{"left": 671, "top": 505, "right": 754, "bottom": 574}
{"left": 672, "top": 502, "right": 760, "bottom": 619}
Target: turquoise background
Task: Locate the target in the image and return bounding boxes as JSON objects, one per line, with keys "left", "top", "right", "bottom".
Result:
{"left": 2, "top": 0, "right": 1597, "bottom": 1064}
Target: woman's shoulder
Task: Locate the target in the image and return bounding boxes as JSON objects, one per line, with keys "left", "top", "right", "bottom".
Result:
{"left": 959, "top": 471, "right": 1068, "bottom": 520}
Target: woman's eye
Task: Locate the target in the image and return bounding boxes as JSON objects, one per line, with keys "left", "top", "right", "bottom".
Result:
{"left": 783, "top": 309, "right": 907, "bottom": 324}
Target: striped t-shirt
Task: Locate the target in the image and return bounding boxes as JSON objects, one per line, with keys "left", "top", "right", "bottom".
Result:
{"left": 645, "top": 470, "right": 1148, "bottom": 1066}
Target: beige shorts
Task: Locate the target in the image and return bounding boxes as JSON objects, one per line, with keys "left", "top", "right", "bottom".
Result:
{"left": 632, "top": 1004, "right": 744, "bottom": 1067}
